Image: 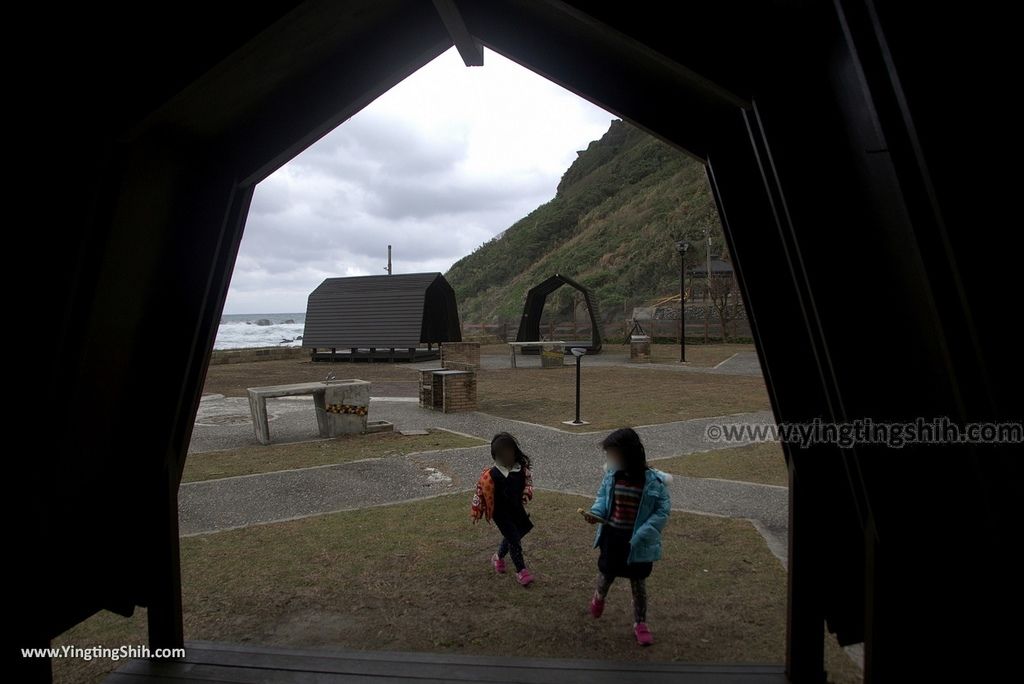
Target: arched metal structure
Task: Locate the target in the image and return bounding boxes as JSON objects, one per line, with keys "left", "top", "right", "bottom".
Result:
{"left": 515, "top": 273, "right": 602, "bottom": 354}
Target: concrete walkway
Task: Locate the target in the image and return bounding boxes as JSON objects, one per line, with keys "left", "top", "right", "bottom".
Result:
{"left": 184, "top": 397, "right": 787, "bottom": 563}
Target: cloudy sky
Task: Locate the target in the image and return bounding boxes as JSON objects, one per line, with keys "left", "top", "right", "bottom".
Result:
{"left": 223, "top": 46, "right": 615, "bottom": 314}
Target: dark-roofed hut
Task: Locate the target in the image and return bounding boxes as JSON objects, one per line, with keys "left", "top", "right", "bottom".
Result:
{"left": 516, "top": 273, "right": 602, "bottom": 354}
{"left": 303, "top": 272, "right": 461, "bottom": 361}
{"left": 688, "top": 255, "right": 734, "bottom": 278}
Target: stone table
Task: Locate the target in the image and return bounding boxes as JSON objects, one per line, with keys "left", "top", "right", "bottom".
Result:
{"left": 507, "top": 340, "right": 566, "bottom": 368}
{"left": 246, "top": 379, "right": 371, "bottom": 445}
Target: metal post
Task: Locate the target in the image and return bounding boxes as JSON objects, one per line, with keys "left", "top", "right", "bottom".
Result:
{"left": 675, "top": 239, "right": 690, "bottom": 362}
{"left": 680, "top": 250, "right": 686, "bottom": 362}
{"left": 574, "top": 353, "right": 582, "bottom": 422}
{"left": 705, "top": 230, "right": 712, "bottom": 343}
{"left": 562, "top": 348, "right": 590, "bottom": 426}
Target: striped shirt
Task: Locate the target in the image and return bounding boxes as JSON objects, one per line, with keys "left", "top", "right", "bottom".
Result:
{"left": 608, "top": 472, "right": 645, "bottom": 529}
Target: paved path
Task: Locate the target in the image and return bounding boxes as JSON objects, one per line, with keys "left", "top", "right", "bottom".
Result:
{"left": 184, "top": 397, "right": 787, "bottom": 563}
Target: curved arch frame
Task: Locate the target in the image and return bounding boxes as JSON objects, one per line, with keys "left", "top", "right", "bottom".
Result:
{"left": 515, "top": 273, "right": 602, "bottom": 354}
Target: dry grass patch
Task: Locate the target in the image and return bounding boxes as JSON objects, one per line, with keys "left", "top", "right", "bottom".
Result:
{"left": 54, "top": 492, "right": 859, "bottom": 684}
{"left": 203, "top": 358, "right": 420, "bottom": 398}
{"left": 655, "top": 442, "right": 789, "bottom": 487}
{"left": 477, "top": 366, "right": 770, "bottom": 429}
{"left": 183, "top": 429, "right": 485, "bottom": 482}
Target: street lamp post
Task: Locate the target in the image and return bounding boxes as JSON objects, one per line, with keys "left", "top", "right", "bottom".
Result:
{"left": 562, "top": 347, "right": 590, "bottom": 426}
{"left": 704, "top": 229, "right": 712, "bottom": 344}
{"left": 675, "top": 240, "right": 690, "bottom": 362}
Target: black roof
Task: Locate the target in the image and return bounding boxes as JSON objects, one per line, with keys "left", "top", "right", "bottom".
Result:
{"left": 302, "top": 272, "right": 461, "bottom": 348}
{"left": 688, "top": 256, "right": 734, "bottom": 276}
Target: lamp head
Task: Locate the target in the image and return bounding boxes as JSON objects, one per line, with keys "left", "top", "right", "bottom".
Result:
{"left": 570, "top": 347, "right": 587, "bottom": 357}
{"left": 676, "top": 240, "right": 690, "bottom": 255}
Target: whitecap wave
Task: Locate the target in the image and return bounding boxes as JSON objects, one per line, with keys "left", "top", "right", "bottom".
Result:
{"left": 214, "top": 313, "right": 306, "bottom": 350}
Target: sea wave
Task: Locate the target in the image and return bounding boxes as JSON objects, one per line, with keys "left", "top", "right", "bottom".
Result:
{"left": 215, "top": 313, "right": 305, "bottom": 350}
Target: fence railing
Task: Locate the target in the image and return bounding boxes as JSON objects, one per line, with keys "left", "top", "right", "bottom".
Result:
{"left": 461, "top": 316, "right": 752, "bottom": 344}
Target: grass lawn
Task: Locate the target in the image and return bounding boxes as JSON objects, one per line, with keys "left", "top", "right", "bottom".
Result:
{"left": 600, "top": 343, "right": 755, "bottom": 367}
{"left": 477, "top": 366, "right": 770, "bottom": 430}
{"left": 183, "top": 429, "right": 485, "bottom": 483}
{"left": 203, "top": 358, "right": 420, "bottom": 397}
{"left": 201, "top": 345, "right": 764, "bottom": 433}
{"left": 654, "top": 442, "right": 789, "bottom": 487}
{"left": 53, "top": 492, "right": 860, "bottom": 684}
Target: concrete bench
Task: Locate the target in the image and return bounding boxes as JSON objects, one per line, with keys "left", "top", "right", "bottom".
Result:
{"left": 507, "top": 340, "right": 566, "bottom": 368}
{"left": 246, "top": 379, "right": 371, "bottom": 445}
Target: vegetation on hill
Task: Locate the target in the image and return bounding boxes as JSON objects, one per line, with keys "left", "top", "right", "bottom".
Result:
{"left": 445, "top": 120, "right": 728, "bottom": 323}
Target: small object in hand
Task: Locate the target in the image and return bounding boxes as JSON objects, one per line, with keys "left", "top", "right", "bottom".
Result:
{"left": 578, "top": 507, "right": 608, "bottom": 524}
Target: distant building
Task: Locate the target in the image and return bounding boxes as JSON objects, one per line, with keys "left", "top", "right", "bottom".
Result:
{"left": 302, "top": 272, "right": 461, "bottom": 361}
{"left": 687, "top": 255, "right": 734, "bottom": 278}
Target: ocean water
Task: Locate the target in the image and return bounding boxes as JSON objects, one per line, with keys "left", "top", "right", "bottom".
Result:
{"left": 215, "top": 313, "right": 306, "bottom": 350}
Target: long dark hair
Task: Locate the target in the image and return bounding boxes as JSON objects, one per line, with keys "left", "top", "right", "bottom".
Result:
{"left": 601, "top": 427, "right": 647, "bottom": 475}
{"left": 490, "top": 432, "right": 531, "bottom": 469}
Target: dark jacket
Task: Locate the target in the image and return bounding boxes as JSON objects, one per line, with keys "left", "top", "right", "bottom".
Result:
{"left": 470, "top": 463, "right": 534, "bottom": 525}
{"left": 490, "top": 464, "right": 533, "bottom": 533}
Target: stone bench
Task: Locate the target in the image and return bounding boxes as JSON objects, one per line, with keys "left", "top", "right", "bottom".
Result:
{"left": 507, "top": 340, "right": 566, "bottom": 368}
{"left": 246, "top": 379, "right": 371, "bottom": 445}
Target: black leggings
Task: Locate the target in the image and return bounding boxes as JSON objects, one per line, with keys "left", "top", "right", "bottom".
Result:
{"left": 497, "top": 536, "right": 525, "bottom": 572}
{"left": 595, "top": 572, "right": 648, "bottom": 623}
{"left": 495, "top": 519, "right": 529, "bottom": 572}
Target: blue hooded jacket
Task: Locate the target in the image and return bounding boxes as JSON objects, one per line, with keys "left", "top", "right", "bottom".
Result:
{"left": 589, "top": 464, "right": 673, "bottom": 564}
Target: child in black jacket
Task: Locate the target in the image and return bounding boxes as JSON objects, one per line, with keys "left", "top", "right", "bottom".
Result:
{"left": 470, "top": 432, "right": 535, "bottom": 586}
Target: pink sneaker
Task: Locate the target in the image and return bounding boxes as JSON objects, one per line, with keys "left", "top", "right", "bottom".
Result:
{"left": 634, "top": 622, "right": 654, "bottom": 646}
{"left": 590, "top": 594, "right": 605, "bottom": 618}
{"left": 516, "top": 568, "right": 534, "bottom": 586}
{"left": 491, "top": 553, "right": 506, "bottom": 573}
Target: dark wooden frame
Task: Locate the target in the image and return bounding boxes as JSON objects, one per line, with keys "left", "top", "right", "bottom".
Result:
{"left": 15, "top": 2, "right": 1020, "bottom": 682}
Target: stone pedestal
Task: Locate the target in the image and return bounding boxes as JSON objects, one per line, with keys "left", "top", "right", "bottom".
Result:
{"left": 418, "top": 368, "right": 477, "bottom": 412}
{"left": 630, "top": 334, "right": 652, "bottom": 362}
{"left": 314, "top": 379, "right": 371, "bottom": 437}
{"left": 540, "top": 343, "right": 565, "bottom": 368}
{"left": 419, "top": 368, "right": 445, "bottom": 409}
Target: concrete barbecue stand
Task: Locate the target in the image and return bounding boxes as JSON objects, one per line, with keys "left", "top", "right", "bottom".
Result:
{"left": 246, "top": 379, "right": 390, "bottom": 445}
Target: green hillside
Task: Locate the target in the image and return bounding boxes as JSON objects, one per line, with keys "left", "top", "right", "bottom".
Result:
{"left": 445, "top": 119, "right": 727, "bottom": 323}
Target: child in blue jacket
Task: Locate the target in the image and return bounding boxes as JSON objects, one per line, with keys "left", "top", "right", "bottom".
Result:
{"left": 582, "top": 427, "right": 672, "bottom": 646}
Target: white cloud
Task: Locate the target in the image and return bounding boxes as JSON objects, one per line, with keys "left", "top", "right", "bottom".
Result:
{"left": 223, "top": 46, "right": 614, "bottom": 314}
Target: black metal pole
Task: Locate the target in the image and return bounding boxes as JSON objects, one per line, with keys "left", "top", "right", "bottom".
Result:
{"left": 680, "top": 252, "right": 686, "bottom": 362}
{"left": 574, "top": 353, "right": 582, "bottom": 423}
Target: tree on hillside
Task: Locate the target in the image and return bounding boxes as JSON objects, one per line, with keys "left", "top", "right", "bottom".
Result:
{"left": 708, "top": 271, "right": 740, "bottom": 342}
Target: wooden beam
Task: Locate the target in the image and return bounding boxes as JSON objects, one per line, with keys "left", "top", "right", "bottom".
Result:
{"left": 457, "top": 0, "right": 732, "bottom": 160}
{"left": 433, "top": 0, "right": 484, "bottom": 66}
